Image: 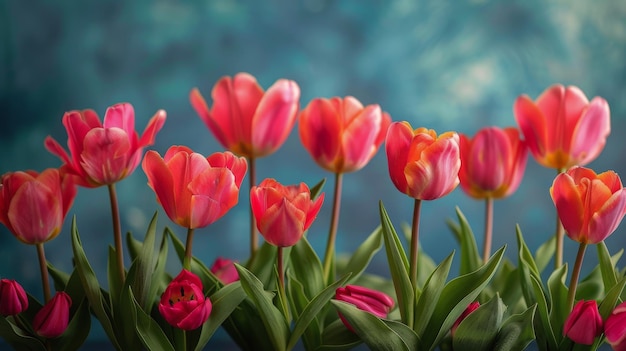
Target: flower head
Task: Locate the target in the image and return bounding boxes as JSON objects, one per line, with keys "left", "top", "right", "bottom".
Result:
{"left": 45, "top": 103, "right": 166, "bottom": 187}
{"left": 605, "top": 301, "right": 626, "bottom": 351}
{"left": 385, "top": 122, "right": 460, "bottom": 200}
{"left": 33, "top": 291, "right": 72, "bottom": 338}
{"left": 335, "top": 285, "right": 394, "bottom": 332}
{"left": 563, "top": 300, "right": 603, "bottom": 345}
{"left": 0, "top": 169, "right": 76, "bottom": 244}
{"left": 210, "top": 257, "right": 239, "bottom": 284}
{"left": 0, "top": 279, "right": 28, "bottom": 316}
{"left": 550, "top": 166, "right": 626, "bottom": 244}
{"left": 190, "top": 72, "right": 300, "bottom": 158}
{"left": 451, "top": 301, "right": 480, "bottom": 336}
{"left": 299, "top": 96, "right": 391, "bottom": 173}
{"left": 514, "top": 84, "right": 610, "bottom": 170}
{"left": 142, "top": 146, "right": 247, "bottom": 229}
{"left": 250, "top": 178, "right": 324, "bottom": 247}
{"left": 158, "top": 269, "right": 212, "bottom": 330}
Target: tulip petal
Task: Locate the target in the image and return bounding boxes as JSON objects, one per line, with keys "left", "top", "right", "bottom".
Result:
{"left": 188, "top": 168, "right": 238, "bottom": 229}
{"left": 80, "top": 128, "right": 131, "bottom": 184}
{"left": 588, "top": 189, "right": 626, "bottom": 243}
{"left": 142, "top": 151, "right": 179, "bottom": 226}
{"left": 342, "top": 105, "right": 382, "bottom": 172}
{"left": 103, "top": 103, "right": 135, "bottom": 135}
{"left": 259, "top": 198, "right": 306, "bottom": 247}
{"left": 570, "top": 97, "right": 610, "bottom": 166}
{"left": 385, "top": 122, "right": 415, "bottom": 194}
{"left": 514, "top": 95, "right": 548, "bottom": 163}
{"left": 299, "top": 98, "right": 342, "bottom": 170}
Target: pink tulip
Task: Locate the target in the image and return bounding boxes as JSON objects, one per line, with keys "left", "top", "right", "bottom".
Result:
{"left": 33, "top": 291, "right": 72, "bottom": 338}
{"left": 0, "top": 169, "right": 76, "bottom": 244}
{"left": 210, "top": 257, "right": 239, "bottom": 284}
{"left": 142, "top": 146, "right": 247, "bottom": 229}
{"left": 335, "top": 285, "right": 394, "bottom": 332}
{"left": 451, "top": 301, "right": 480, "bottom": 336}
{"left": 159, "top": 270, "right": 212, "bottom": 330}
{"left": 0, "top": 279, "right": 28, "bottom": 316}
{"left": 563, "top": 300, "right": 603, "bottom": 345}
{"left": 45, "top": 103, "right": 166, "bottom": 187}
{"left": 299, "top": 96, "right": 391, "bottom": 173}
{"left": 514, "top": 84, "right": 610, "bottom": 170}
{"left": 605, "top": 301, "right": 626, "bottom": 351}
{"left": 385, "top": 122, "right": 460, "bottom": 200}
{"left": 550, "top": 166, "right": 626, "bottom": 244}
{"left": 190, "top": 73, "right": 300, "bottom": 158}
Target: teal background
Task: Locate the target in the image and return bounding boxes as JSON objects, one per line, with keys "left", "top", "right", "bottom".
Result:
{"left": 1, "top": 0, "right": 625, "bottom": 349}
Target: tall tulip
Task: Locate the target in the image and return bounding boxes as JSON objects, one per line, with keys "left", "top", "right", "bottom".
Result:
{"left": 459, "top": 126, "right": 527, "bottom": 262}
{"left": 299, "top": 96, "right": 391, "bottom": 280}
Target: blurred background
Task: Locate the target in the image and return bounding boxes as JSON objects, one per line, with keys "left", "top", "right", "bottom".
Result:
{"left": 1, "top": 0, "right": 625, "bottom": 349}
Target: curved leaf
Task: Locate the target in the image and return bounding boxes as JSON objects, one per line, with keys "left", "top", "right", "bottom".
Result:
{"left": 453, "top": 294, "right": 506, "bottom": 351}
{"left": 493, "top": 305, "right": 536, "bottom": 351}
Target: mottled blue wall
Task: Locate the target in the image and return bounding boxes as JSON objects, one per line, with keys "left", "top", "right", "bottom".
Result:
{"left": 1, "top": 0, "right": 625, "bottom": 349}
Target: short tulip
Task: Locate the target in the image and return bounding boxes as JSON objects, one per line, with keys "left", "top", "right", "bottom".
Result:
{"left": 299, "top": 96, "right": 391, "bottom": 173}
{"left": 385, "top": 122, "right": 460, "bottom": 200}
{"left": 250, "top": 178, "right": 324, "bottom": 247}
{"left": 33, "top": 291, "right": 72, "bottom": 338}
{"left": 210, "top": 257, "right": 239, "bottom": 284}
{"left": 190, "top": 72, "right": 300, "bottom": 158}
{"left": 514, "top": 84, "right": 610, "bottom": 170}
{"left": 550, "top": 166, "right": 626, "bottom": 244}
{"left": 0, "top": 279, "right": 28, "bottom": 316}
{"left": 605, "top": 301, "right": 626, "bottom": 351}
{"left": 563, "top": 300, "right": 603, "bottom": 345}
{"left": 0, "top": 169, "right": 76, "bottom": 244}
{"left": 158, "top": 269, "right": 212, "bottom": 330}
{"left": 335, "top": 285, "right": 394, "bottom": 332}
{"left": 459, "top": 127, "right": 527, "bottom": 199}
{"left": 451, "top": 301, "right": 481, "bottom": 336}
{"left": 142, "top": 146, "right": 247, "bottom": 229}
{"left": 45, "top": 103, "right": 166, "bottom": 187}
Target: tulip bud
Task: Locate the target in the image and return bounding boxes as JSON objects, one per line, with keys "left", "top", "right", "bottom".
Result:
{"left": 335, "top": 285, "right": 394, "bottom": 332}
{"left": 158, "top": 269, "right": 212, "bottom": 330}
{"left": 451, "top": 301, "right": 481, "bottom": 336}
{"left": 563, "top": 300, "right": 603, "bottom": 345}
{"left": 605, "top": 301, "right": 626, "bottom": 350}
{"left": 33, "top": 291, "right": 72, "bottom": 338}
{"left": 210, "top": 257, "right": 239, "bottom": 284}
{"left": 0, "top": 279, "right": 28, "bottom": 316}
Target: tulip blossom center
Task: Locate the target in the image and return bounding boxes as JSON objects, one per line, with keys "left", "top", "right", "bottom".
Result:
{"left": 169, "top": 286, "right": 196, "bottom": 306}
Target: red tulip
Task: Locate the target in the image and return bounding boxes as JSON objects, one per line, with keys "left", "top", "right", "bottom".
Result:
{"left": 142, "top": 146, "right": 247, "bottom": 229}
{"left": 459, "top": 127, "right": 527, "bottom": 199}
{"left": 451, "top": 301, "right": 480, "bottom": 336}
{"left": 550, "top": 166, "right": 626, "bottom": 244}
{"left": 210, "top": 257, "right": 239, "bottom": 284}
{"left": 299, "top": 96, "right": 391, "bottom": 173}
{"left": 158, "top": 269, "right": 212, "bottom": 330}
{"left": 250, "top": 178, "right": 324, "bottom": 247}
{"left": 0, "top": 169, "right": 76, "bottom": 244}
{"left": 385, "top": 122, "right": 460, "bottom": 200}
{"left": 563, "top": 300, "right": 603, "bottom": 345}
{"left": 33, "top": 291, "right": 72, "bottom": 338}
{"left": 605, "top": 301, "right": 626, "bottom": 351}
{"left": 0, "top": 279, "right": 28, "bottom": 316}
{"left": 335, "top": 285, "right": 394, "bottom": 332}
{"left": 514, "top": 84, "right": 610, "bottom": 170}
{"left": 190, "top": 73, "right": 300, "bottom": 158}
{"left": 45, "top": 103, "right": 166, "bottom": 187}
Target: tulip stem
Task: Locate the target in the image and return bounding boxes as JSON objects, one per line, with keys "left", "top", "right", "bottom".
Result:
{"left": 483, "top": 197, "right": 494, "bottom": 264}
{"left": 323, "top": 172, "right": 343, "bottom": 283}
{"left": 107, "top": 184, "right": 125, "bottom": 282}
{"left": 277, "top": 247, "right": 289, "bottom": 320}
{"left": 184, "top": 228, "right": 195, "bottom": 271}
{"left": 566, "top": 242, "right": 588, "bottom": 313}
{"left": 36, "top": 243, "right": 51, "bottom": 303}
{"left": 409, "top": 199, "right": 422, "bottom": 292}
{"left": 555, "top": 168, "right": 565, "bottom": 269}
{"left": 249, "top": 156, "right": 258, "bottom": 256}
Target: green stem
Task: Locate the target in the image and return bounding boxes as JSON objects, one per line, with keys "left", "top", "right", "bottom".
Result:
{"left": 184, "top": 228, "right": 195, "bottom": 271}
{"left": 323, "top": 172, "right": 343, "bottom": 282}
{"left": 36, "top": 243, "right": 51, "bottom": 303}
{"left": 483, "top": 197, "right": 494, "bottom": 264}
{"left": 107, "top": 184, "right": 125, "bottom": 281}
{"left": 555, "top": 168, "right": 565, "bottom": 269}
{"left": 249, "top": 156, "right": 258, "bottom": 257}
{"left": 566, "top": 242, "right": 588, "bottom": 313}
{"left": 183, "top": 330, "right": 187, "bottom": 351}
{"left": 409, "top": 199, "right": 422, "bottom": 291}
{"left": 277, "top": 246, "right": 289, "bottom": 320}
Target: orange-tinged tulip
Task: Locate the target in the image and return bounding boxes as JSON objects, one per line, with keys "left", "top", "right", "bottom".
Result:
{"left": 0, "top": 169, "right": 76, "bottom": 244}
{"left": 190, "top": 72, "right": 300, "bottom": 158}
{"left": 459, "top": 127, "right": 528, "bottom": 199}
{"left": 45, "top": 103, "right": 166, "bottom": 187}
{"left": 250, "top": 178, "right": 324, "bottom": 247}
{"left": 142, "top": 146, "right": 247, "bottom": 229}
{"left": 550, "top": 166, "right": 626, "bottom": 244}
{"left": 299, "top": 96, "right": 391, "bottom": 173}
{"left": 514, "top": 84, "right": 610, "bottom": 170}
{"left": 385, "top": 122, "right": 460, "bottom": 200}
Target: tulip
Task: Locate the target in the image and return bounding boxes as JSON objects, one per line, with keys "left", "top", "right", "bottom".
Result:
{"left": 299, "top": 96, "right": 391, "bottom": 173}
{"left": 563, "top": 300, "right": 603, "bottom": 345}
{"left": 335, "top": 285, "right": 394, "bottom": 332}
{"left": 459, "top": 127, "right": 527, "bottom": 199}
{"left": 385, "top": 122, "right": 460, "bottom": 200}
{"left": 33, "top": 291, "right": 72, "bottom": 338}
{"left": 142, "top": 146, "right": 247, "bottom": 230}
{"left": 45, "top": 103, "right": 166, "bottom": 187}
{"left": 451, "top": 301, "right": 480, "bottom": 337}
{"left": 250, "top": 178, "right": 324, "bottom": 247}
{"left": 0, "top": 279, "right": 28, "bottom": 316}
{"left": 190, "top": 72, "right": 300, "bottom": 158}
{"left": 605, "top": 301, "right": 626, "bottom": 351}
{"left": 159, "top": 269, "right": 212, "bottom": 330}
{"left": 0, "top": 169, "right": 76, "bottom": 244}
{"left": 550, "top": 166, "right": 626, "bottom": 244}
{"left": 210, "top": 257, "right": 239, "bottom": 284}
{"left": 514, "top": 84, "right": 610, "bottom": 170}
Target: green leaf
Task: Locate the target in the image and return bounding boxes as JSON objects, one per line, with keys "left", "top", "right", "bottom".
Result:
{"left": 516, "top": 227, "right": 541, "bottom": 307}
{"left": 147, "top": 230, "right": 170, "bottom": 309}
{"left": 576, "top": 267, "right": 603, "bottom": 301}
{"left": 107, "top": 246, "right": 123, "bottom": 306}
{"left": 317, "top": 319, "right": 362, "bottom": 351}
{"left": 379, "top": 201, "right": 414, "bottom": 328}
{"left": 47, "top": 262, "right": 70, "bottom": 292}
{"left": 52, "top": 298, "right": 91, "bottom": 351}
{"left": 0, "top": 316, "right": 46, "bottom": 351}
{"left": 310, "top": 178, "right": 326, "bottom": 200}
{"left": 547, "top": 264, "right": 568, "bottom": 344}
{"left": 413, "top": 253, "right": 454, "bottom": 337}
{"left": 534, "top": 235, "right": 556, "bottom": 274}
{"left": 493, "top": 305, "right": 537, "bottom": 351}
{"left": 130, "top": 212, "right": 159, "bottom": 310}
{"left": 246, "top": 241, "right": 279, "bottom": 288}
{"left": 529, "top": 274, "right": 558, "bottom": 351}
{"left": 599, "top": 276, "right": 626, "bottom": 319}
{"left": 341, "top": 226, "right": 383, "bottom": 285}
{"left": 235, "top": 264, "right": 289, "bottom": 351}
{"left": 597, "top": 241, "right": 619, "bottom": 293}
{"left": 128, "top": 288, "right": 175, "bottom": 351}
{"left": 126, "top": 230, "right": 143, "bottom": 262}
{"left": 290, "top": 236, "right": 325, "bottom": 299}
{"left": 449, "top": 207, "right": 481, "bottom": 275}
{"left": 453, "top": 294, "right": 506, "bottom": 351}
